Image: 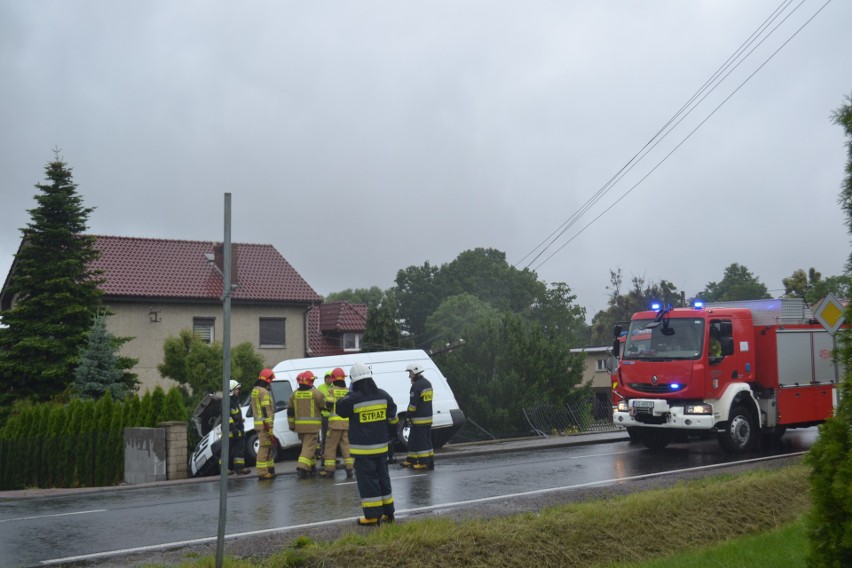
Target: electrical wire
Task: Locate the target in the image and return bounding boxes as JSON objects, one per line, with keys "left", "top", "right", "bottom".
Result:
{"left": 516, "top": 0, "right": 830, "bottom": 273}
{"left": 529, "top": 0, "right": 833, "bottom": 273}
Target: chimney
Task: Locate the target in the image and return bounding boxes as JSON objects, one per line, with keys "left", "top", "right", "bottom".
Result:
{"left": 212, "top": 243, "right": 238, "bottom": 283}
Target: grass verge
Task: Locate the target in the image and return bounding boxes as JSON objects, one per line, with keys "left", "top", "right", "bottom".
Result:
{"left": 172, "top": 464, "right": 811, "bottom": 568}
{"left": 617, "top": 514, "right": 808, "bottom": 568}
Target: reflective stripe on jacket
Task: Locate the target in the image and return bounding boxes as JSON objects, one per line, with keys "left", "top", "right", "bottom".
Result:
{"left": 327, "top": 386, "right": 350, "bottom": 430}
{"left": 251, "top": 385, "right": 274, "bottom": 431}
{"left": 407, "top": 375, "right": 433, "bottom": 425}
{"left": 287, "top": 388, "right": 325, "bottom": 433}
{"left": 336, "top": 389, "right": 398, "bottom": 456}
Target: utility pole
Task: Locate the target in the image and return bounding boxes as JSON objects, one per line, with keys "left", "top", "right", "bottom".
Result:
{"left": 216, "top": 193, "right": 233, "bottom": 568}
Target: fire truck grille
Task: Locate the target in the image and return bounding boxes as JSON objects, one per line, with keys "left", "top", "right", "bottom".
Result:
{"left": 628, "top": 383, "right": 686, "bottom": 394}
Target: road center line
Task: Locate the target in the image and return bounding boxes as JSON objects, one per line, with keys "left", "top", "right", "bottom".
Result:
{"left": 1, "top": 509, "right": 106, "bottom": 523}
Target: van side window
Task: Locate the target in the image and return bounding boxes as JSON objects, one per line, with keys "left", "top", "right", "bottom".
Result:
{"left": 272, "top": 381, "right": 293, "bottom": 410}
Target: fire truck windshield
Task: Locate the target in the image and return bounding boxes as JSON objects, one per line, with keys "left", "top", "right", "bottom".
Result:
{"left": 623, "top": 317, "right": 704, "bottom": 360}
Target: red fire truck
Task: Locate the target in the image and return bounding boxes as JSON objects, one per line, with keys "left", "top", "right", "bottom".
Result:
{"left": 611, "top": 298, "right": 842, "bottom": 453}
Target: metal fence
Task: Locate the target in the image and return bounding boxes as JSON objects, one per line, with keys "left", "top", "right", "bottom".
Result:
{"left": 522, "top": 397, "right": 618, "bottom": 437}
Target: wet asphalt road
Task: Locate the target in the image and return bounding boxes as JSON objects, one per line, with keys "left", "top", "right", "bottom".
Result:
{"left": 0, "top": 429, "right": 817, "bottom": 567}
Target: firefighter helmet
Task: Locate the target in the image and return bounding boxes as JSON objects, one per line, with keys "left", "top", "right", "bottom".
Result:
{"left": 331, "top": 367, "right": 346, "bottom": 379}
{"left": 406, "top": 363, "right": 424, "bottom": 376}
{"left": 349, "top": 362, "right": 372, "bottom": 383}
{"left": 259, "top": 368, "right": 275, "bottom": 383}
{"left": 297, "top": 371, "right": 316, "bottom": 386}
{"left": 229, "top": 379, "right": 240, "bottom": 393}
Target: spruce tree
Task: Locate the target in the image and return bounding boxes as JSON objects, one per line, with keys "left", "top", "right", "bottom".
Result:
{"left": 0, "top": 155, "right": 102, "bottom": 419}
{"left": 74, "top": 311, "right": 139, "bottom": 400}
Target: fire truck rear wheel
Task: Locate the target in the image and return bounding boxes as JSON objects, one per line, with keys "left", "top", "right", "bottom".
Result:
{"left": 718, "top": 404, "right": 756, "bottom": 454}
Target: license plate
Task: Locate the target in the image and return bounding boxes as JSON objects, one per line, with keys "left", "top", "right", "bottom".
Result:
{"left": 633, "top": 400, "right": 654, "bottom": 409}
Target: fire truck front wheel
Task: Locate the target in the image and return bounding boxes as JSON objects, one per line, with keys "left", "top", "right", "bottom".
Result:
{"left": 638, "top": 428, "right": 670, "bottom": 451}
{"left": 718, "top": 404, "right": 757, "bottom": 454}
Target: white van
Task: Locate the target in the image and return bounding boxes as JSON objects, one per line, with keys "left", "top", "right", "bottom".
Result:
{"left": 190, "top": 349, "right": 466, "bottom": 477}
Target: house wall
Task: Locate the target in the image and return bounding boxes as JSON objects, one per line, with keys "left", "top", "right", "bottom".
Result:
{"left": 572, "top": 349, "right": 615, "bottom": 390}
{"left": 104, "top": 301, "right": 310, "bottom": 394}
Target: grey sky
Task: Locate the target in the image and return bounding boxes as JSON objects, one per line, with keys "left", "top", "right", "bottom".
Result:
{"left": 2, "top": 1, "right": 850, "bottom": 321}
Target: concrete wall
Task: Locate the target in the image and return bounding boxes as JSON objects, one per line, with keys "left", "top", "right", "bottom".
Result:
{"left": 124, "top": 427, "right": 167, "bottom": 484}
{"left": 123, "top": 422, "right": 188, "bottom": 484}
{"left": 105, "top": 300, "right": 310, "bottom": 394}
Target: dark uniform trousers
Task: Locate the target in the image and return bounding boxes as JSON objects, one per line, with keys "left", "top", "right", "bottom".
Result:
{"left": 355, "top": 455, "right": 394, "bottom": 520}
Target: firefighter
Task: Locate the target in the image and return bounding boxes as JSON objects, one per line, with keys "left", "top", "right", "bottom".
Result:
{"left": 317, "top": 369, "right": 334, "bottom": 461}
{"left": 400, "top": 362, "right": 434, "bottom": 470}
{"left": 287, "top": 371, "right": 326, "bottom": 479}
{"left": 219, "top": 379, "right": 251, "bottom": 475}
{"left": 251, "top": 368, "right": 277, "bottom": 480}
{"left": 319, "top": 367, "right": 354, "bottom": 479}
{"left": 336, "top": 362, "right": 398, "bottom": 526}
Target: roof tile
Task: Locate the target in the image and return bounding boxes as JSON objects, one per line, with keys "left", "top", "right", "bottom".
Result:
{"left": 90, "top": 235, "right": 322, "bottom": 303}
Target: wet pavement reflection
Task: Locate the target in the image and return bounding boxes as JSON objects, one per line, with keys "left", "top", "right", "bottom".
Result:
{"left": 0, "top": 428, "right": 817, "bottom": 567}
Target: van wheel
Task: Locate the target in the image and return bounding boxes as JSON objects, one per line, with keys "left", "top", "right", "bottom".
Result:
{"left": 396, "top": 419, "right": 410, "bottom": 450}
{"left": 638, "top": 429, "right": 670, "bottom": 451}
{"left": 244, "top": 433, "right": 278, "bottom": 465}
{"left": 245, "top": 433, "right": 259, "bottom": 466}
{"left": 718, "top": 405, "right": 756, "bottom": 454}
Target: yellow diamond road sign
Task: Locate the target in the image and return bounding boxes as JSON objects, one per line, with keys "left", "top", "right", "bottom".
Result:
{"left": 814, "top": 293, "right": 845, "bottom": 335}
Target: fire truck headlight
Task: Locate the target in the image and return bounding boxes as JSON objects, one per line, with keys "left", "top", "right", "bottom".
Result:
{"left": 617, "top": 400, "right": 629, "bottom": 412}
{"left": 684, "top": 404, "right": 712, "bottom": 415}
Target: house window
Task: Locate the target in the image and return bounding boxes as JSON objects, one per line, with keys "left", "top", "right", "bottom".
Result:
{"left": 260, "top": 318, "right": 286, "bottom": 347}
{"left": 193, "top": 317, "right": 215, "bottom": 344}
{"left": 595, "top": 358, "right": 607, "bottom": 372}
{"left": 343, "top": 332, "right": 362, "bottom": 351}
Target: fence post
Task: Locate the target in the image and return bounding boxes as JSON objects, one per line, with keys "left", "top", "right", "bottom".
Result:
{"left": 159, "top": 421, "right": 188, "bottom": 481}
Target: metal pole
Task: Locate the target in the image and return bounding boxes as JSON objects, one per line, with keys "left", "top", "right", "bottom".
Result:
{"left": 216, "top": 193, "right": 233, "bottom": 568}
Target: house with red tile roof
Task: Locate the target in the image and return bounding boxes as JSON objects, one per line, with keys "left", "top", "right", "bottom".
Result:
{"left": 1, "top": 235, "right": 367, "bottom": 394}
{"left": 306, "top": 301, "right": 368, "bottom": 357}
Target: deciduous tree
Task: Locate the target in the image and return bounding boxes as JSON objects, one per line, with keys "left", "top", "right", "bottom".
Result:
{"left": 157, "top": 330, "right": 264, "bottom": 404}
{"left": 807, "top": 93, "right": 852, "bottom": 568}
{"left": 698, "top": 263, "right": 770, "bottom": 302}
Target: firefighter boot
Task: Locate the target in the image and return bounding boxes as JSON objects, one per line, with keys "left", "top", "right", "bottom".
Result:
{"left": 318, "top": 470, "right": 334, "bottom": 479}
{"left": 257, "top": 472, "right": 276, "bottom": 480}
{"left": 296, "top": 468, "right": 310, "bottom": 479}
{"left": 381, "top": 514, "right": 395, "bottom": 524}
{"left": 356, "top": 517, "right": 380, "bottom": 527}
{"left": 345, "top": 468, "right": 354, "bottom": 479}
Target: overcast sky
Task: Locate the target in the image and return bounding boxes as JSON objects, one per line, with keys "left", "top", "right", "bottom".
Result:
{"left": 2, "top": 1, "right": 850, "bottom": 321}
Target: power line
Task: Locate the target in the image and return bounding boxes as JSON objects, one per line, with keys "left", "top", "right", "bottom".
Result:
{"left": 516, "top": 0, "right": 830, "bottom": 273}
{"left": 530, "top": 0, "right": 833, "bottom": 273}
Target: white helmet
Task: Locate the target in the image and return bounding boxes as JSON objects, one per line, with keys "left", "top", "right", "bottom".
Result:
{"left": 406, "top": 363, "right": 424, "bottom": 375}
{"left": 350, "top": 362, "right": 372, "bottom": 383}
{"left": 229, "top": 379, "right": 240, "bottom": 393}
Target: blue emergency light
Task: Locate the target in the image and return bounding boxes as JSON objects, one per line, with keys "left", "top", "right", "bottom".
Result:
{"left": 693, "top": 300, "right": 705, "bottom": 309}
{"left": 650, "top": 302, "right": 662, "bottom": 311}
